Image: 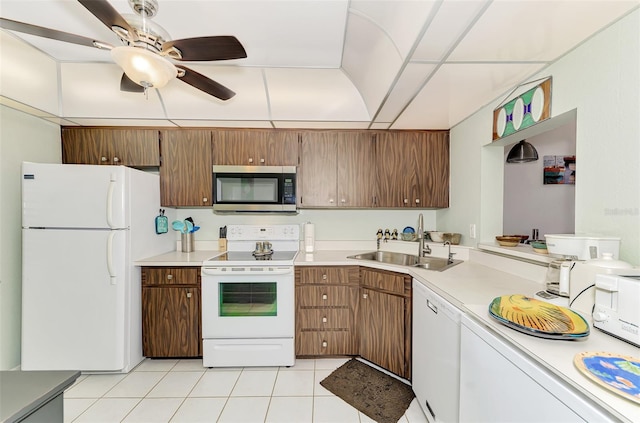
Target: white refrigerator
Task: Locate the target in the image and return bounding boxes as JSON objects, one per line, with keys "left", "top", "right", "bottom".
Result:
{"left": 21, "top": 162, "right": 175, "bottom": 373}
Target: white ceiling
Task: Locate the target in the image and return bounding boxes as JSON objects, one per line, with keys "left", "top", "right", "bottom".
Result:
{"left": 1, "top": 0, "right": 638, "bottom": 129}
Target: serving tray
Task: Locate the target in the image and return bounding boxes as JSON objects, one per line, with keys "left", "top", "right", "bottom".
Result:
{"left": 488, "top": 294, "right": 589, "bottom": 339}
{"left": 574, "top": 352, "right": 640, "bottom": 404}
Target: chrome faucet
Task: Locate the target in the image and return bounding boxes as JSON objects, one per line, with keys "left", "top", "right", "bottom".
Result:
{"left": 444, "top": 241, "right": 455, "bottom": 263}
{"left": 417, "top": 214, "right": 431, "bottom": 257}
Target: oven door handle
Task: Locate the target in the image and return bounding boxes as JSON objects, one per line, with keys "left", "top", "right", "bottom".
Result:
{"left": 201, "top": 267, "right": 294, "bottom": 276}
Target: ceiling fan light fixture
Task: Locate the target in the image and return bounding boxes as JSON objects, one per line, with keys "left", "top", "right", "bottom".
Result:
{"left": 506, "top": 140, "right": 539, "bottom": 163}
{"left": 111, "top": 46, "right": 176, "bottom": 88}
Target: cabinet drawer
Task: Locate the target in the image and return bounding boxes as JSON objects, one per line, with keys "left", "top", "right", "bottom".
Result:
{"left": 296, "top": 266, "right": 359, "bottom": 285}
{"left": 143, "top": 267, "right": 200, "bottom": 286}
{"left": 297, "top": 309, "right": 352, "bottom": 330}
{"left": 296, "top": 331, "right": 356, "bottom": 356}
{"left": 296, "top": 285, "right": 353, "bottom": 307}
{"left": 360, "top": 268, "right": 408, "bottom": 295}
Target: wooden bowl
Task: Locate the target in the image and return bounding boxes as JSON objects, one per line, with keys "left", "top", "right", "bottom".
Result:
{"left": 496, "top": 236, "right": 521, "bottom": 247}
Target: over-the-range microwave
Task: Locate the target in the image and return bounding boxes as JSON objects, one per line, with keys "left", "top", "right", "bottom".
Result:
{"left": 212, "top": 165, "right": 297, "bottom": 213}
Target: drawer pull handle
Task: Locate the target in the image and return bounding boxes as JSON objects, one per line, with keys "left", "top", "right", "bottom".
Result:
{"left": 186, "top": 292, "right": 192, "bottom": 298}
{"left": 322, "top": 317, "right": 327, "bottom": 323}
{"left": 362, "top": 293, "right": 368, "bottom": 299}
{"left": 322, "top": 274, "right": 327, "bottom": 280}
{"left": 167, "top": 274, "right": 173, "bottom": 280}
{"left": 322, "top": 294, "right": 328, "bottom": 300}
{"left": 322, "top": 341, "right": 327, "bottom": 348}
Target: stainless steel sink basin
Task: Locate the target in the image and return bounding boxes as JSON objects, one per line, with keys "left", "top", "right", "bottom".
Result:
{"left": 347, "top": 251, "right": 461, "bottom": 272}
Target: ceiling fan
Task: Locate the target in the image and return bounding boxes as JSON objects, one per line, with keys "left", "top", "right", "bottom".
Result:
{"left": 0, "top": 0, "right": 247, "bottom": 100}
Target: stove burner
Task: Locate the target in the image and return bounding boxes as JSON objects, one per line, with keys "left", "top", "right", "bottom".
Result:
{"left": 252, "top": 249, "right": 274, "bottom": 258}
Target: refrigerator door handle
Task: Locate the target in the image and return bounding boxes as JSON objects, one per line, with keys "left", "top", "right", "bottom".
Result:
{"left": 107, "top": 231, "right": 116, "bottom": 285}
{"left": 106, "top": 174, "right": 117, "bottom": 228}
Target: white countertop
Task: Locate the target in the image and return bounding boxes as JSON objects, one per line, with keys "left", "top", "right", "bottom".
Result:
{"left": 136, "top": 247, "right": 639, "bottom": 421}
{"left": 134, "top": 250, "right": 222, "bottom": 266}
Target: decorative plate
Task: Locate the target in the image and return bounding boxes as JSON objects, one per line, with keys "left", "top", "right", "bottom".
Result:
{"left": 488, "top": 294, "right": 589, "bottom": 339}
{"left": 574, "top": 352, "right": 640, "bottom": 404}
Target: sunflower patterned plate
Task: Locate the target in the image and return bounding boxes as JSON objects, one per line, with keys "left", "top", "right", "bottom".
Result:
{"left": 488, "top": 294, "right": 589, "bottom": 339}
{"left": 574, "top": 352, "right": 640, "bottom": 404}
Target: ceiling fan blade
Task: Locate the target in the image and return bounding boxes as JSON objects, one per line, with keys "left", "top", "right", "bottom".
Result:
{"left": 162, "top": 36, "right": 247, "bottom": 61}
{"left": 77, "top": 0, "right": 138, "bottom": 41}
{"left": 175, "top": 65, "right": 235, "bottom": 101}
{"left": 120, "top": 73, "right": 144, "bottom": 93}
{"left": 0, "top": 17, "right": 111, "bottom": 49}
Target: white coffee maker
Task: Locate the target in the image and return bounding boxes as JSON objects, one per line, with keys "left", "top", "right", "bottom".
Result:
{"left": 534, "top": 234, "right": 623, "bottom": 307}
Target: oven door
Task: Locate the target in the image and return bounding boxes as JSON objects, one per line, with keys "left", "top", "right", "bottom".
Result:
{"left": 201, "top": 266, "right": 294, "bottom": 339}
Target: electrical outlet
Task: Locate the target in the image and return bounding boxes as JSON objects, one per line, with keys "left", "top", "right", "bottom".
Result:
{"left": 469, "top": 224, "right": 476, "bottom": 239}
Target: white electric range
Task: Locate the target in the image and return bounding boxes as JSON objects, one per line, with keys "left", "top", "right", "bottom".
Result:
{"left": 201, "top": 224, "right": 299, "bottom": 367}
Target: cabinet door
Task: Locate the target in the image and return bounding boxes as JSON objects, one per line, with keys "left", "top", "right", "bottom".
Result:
{"left": 160, "top": 129, "right": 212, "bottom": 207}
{"left": 61, "top": 128, "right": 159, "bottom": 166}
{"left": 460, "top": 322, "right": 586, "bottom": 422}
{"left": 211, "top": 129, "right": 298, "bottom": 166}
{"left": 359, "top": 287, "right": 406, "bottom": 377}
{"left": 420, "top": 131, "right": 449, "bottom": 208}
{"left": 375, "top": 131, "right": 422, "bottom": 207}
{"left": 142, "top": 286, "right": 201, "bottom": 357}
{"left": 375, "top": 131, "right": 449, "bottom": 208}
{"left": 299, "top": 132, "right": 338, "bottom": 207}
{"left": 111, "top": 129, "right": 160, "bottom": 167}
{"left": 337, "top": 132, "right": 376, "bottom": 207}
{"left": 62, "top": 128, "right": 111, "bottom": 165}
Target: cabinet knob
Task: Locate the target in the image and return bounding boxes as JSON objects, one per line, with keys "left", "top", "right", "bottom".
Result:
{"left": 202, "top": 197, "right": 208, "bottom": 203}
{"left": 322, "top": 317, "right": 327, "bottom": 323}
{"left": 167, "top": 274, "right": 173, "bottom": 280}
{"left": 186, "top": 292, "right": 192, "bottom": 298}
{"left": 322, "top": 294, "right": 328, "bottom": 300}
{"left": 248, "top": 158, "right": 254, "bottom": 163}
{"left": 260, "top": 158, "right": 265, "bottom": 163}
{"left": 322, "top": 274, "right": 327, "bottom": 280}
{"left": 340, "top": 199, "right": 346, "bottom": 203}
{"left": 321, "top": 341, "right": 327, "bottom": 348}
{"left": 329, "top": 198, "right": 334, "bottom": 204}
{"left": 113, "top": 157, "right": 120, "bottom": 163}
{"left": 101, "top": 156, "right": 108, "bottom": 162}
{"left": 403, "top": 198, "right": 409, "bottom": 204}
{"left": 362, "top": 293, "right": 368, "bottom": 299}
{"left": 415, "top": 198, "right": 420, "bottom": 204}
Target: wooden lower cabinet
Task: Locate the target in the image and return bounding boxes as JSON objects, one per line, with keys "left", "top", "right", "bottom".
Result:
{"left": 141, "top": 267, "right": 202, "bottom": 358}
{"left": 294, "top": 265, "right": 412, "bottom": 380}
{"left": 359, "top": 268, "right": 412, "bottom": 379}
{"left": 295, "top": 266, "right": 359, "bottom": 356}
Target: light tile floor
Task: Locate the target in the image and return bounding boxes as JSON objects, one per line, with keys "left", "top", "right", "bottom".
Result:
{"left": 64, "top": 357, "right": 429, "bottom": 423}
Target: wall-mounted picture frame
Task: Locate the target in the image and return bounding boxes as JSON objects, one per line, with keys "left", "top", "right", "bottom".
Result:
{"left": 544, "top": 155, "right": 575, "bottom": 184}
{"left": 493, "top": 77, "right": 552, "bottom": 141}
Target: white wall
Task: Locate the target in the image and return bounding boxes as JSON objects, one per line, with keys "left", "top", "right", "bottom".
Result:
{"left": 441, "top": 9, "right": 640, "bottom": 264}
{"left": 503, "top": 122, "right": 576, "bottom": 237}
{"left": 172, "top": 208, "right": 438, "bottom": 245}
{"left": 0, "top": 105, "right": 61, "bottom": 370}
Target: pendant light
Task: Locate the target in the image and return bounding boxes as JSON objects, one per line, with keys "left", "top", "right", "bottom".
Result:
{"left": 506, "top": 140, "right": 539, "bottom": 163}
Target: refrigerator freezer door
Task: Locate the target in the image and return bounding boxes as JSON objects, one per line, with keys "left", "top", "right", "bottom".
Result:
{"left": 21, "top": 228, "right": 128, "bottom": 371}
{"left": 22, "top": 163, "right": 127, "bottom": 229}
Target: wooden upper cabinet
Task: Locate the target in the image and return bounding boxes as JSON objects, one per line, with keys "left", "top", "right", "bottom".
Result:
{"left": 160, "top": 129, "right": 212, "bottom": 207}
{"left": 299, "top": 130, "right": 376, "bottom": 208}
{"left": 211, "top": 129, "right": 298, "bottom": 166}
{"left": 299, "top": 131, "right": 338, "bottom": 207}
{"left": 61, "top": 127, "right": 160, "bottom": 167}
{"left": 376, "top": 131, "right": 449, "bottom": 208}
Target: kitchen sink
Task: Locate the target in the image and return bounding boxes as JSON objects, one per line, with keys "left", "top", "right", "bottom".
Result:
{"left": 347, "top": 251, "right": 461, "bottom": 272}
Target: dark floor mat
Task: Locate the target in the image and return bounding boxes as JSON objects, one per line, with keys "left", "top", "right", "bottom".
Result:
{"left": 319, "top": 358, "right": 415, "bottom": 423}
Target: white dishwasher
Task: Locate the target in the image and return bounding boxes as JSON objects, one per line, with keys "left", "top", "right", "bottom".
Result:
{"left": 412, "top": 279, "right": 461, "bottom": 423}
